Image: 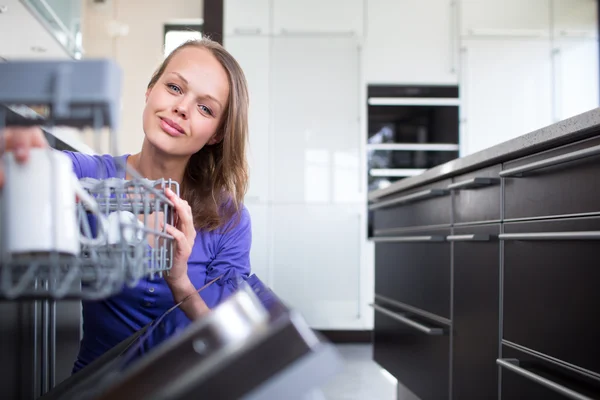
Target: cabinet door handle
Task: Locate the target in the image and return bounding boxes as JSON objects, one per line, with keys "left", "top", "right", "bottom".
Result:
{"left": 447, "top": 177, "right": 499, "bottom": 190}
{"left": 370, "top": 304, "right": 445, "bottom": 335}
{"left": 368, "top": 188, "right": 449, "bottom": 210}
{"left": 499, "top": 144, "right": 600, "bottom": 177}
{"left": 497, "top": 359, "right": 594, "bottom": 400}
{"left": 446, "top": 234, "right": 490, "bottom": 241}
{"left": 499, "top": 231, "right": 600, "bottom": 241}
{"left": 372, "top": 235, "right": 446, "bottom": 243}
{"left": 233, "top": 27, "right": 262, "bottom": 35}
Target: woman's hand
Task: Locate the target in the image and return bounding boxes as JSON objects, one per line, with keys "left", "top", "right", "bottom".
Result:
{"left": 0, "top": 126, "right": 49, "bottom": 187}
{"left": 163, "top": 188, "right": 197, "bottom": 285}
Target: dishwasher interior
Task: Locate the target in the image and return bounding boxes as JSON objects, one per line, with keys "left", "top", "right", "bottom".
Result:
{"left": 0, "top": 59, "right": 342, "bottom": 399}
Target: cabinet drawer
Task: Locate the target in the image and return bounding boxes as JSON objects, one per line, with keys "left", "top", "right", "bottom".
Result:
{"left": 451, "top": 164, "right": 501, "bottom": 224}
{"left": 452, "top": 224, "right": 500, "bottom": 399}
{"left": 372, "top": 300, "right": 449, "bottom": 400}
{"left": 374, "top": 228, "right": 451, "bottom": 319}
{"left": 501, "top": 217, "right": 600, "bottom": 376}
{"left": 500, "top": 343, "right": 600, "bottom": 399}
{"left": 370, "top": 179, "right": 452, "bottom": 232}
{"left": 503, "top": 136, "right": 600, "bottom": 220}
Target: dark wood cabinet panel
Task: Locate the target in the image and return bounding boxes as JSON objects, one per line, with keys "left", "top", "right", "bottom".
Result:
{"left": 503, "top": 136, "right": 600, "bottom": 221}
{"left": 374, "top": 228, "right": 451, "bottom": 319}
{"left": 500, "top": 344, "right": 600, "bottom": 399}
{"left": 452, "top": 224, "right": 500, "bottom": 399}
{"left": 373, "top": 301, "right": 450, "bottom": 400}
{"left": 371, "top": 179, "right": 452, "bottom": 232}
{"left": 451, "top": 164, "right": 501, "bottom": 224}
{"left": 502, "top": 217, "right": 600, "bottom": 376}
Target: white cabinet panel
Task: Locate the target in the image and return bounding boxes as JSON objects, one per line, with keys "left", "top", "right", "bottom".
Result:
{"left": 553, "top": 38, "right": 599, "bottom": 121}
{"left": 224, "top": 0, "right": 271, "bottom": 36}
{"left": 270, "top": 204, "right": 363, "bottom": 329}
{"left": 270, "top": 36, "right": 361, "bottom": 203}
{"left": 364, "top": 0, "right": 459, "bottom": 84}
{"left": 245, "top": 203, "right": 270, "bottom": 286}
{"left": 224, "top": 37, "right": 271, "bottom": 203}
{"left": 460, "top": 0, "right": 550, "bottom": 36}
{"left": 460, "top": 39, "right": 553, "bottom": 156}
{"left": 552, "top": 0, "right": 598, "bottom": 38}
{"left": 272, "top": 0, "right": 363, "bottom": 35}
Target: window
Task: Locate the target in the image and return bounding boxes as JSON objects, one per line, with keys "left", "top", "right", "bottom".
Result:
{"left": 163, "top": 22, "right": 203, "bottom": 57}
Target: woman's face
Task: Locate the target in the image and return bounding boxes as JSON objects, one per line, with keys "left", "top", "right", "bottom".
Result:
{"left": 142, "top": 46, "right": 230, "bottom": 157}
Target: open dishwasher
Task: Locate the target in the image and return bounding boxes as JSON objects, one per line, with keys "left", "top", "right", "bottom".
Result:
{"left": 0, "top": 59, "right": 341, "bottom": 399}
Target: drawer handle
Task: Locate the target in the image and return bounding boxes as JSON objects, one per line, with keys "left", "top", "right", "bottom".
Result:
{"left": 370, "top": 304, "right": 445, "bottom": 335}
{"left": 446, "top": 234, "right": 490, "bottom": 241}
{"left": 500, "top": 143, "right": 600, "bottom": 177}
{"left": 368, "top": 188, "right": 449, "bottom": 210}
{"left": 497, "top": 358, "right": 594, "bottom": 400}
{"left": 372, "top": 235, "right": 446, "bottom": 243}
{"left": 499, "top": 231, "right": 600, "bottom": 241}
{"left": 447, "top": 177, "right": 499, "bottom": 190}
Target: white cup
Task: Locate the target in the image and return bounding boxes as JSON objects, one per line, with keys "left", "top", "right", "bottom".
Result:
{"left": 1, "top": 148, "right": 107, "bottom": 257}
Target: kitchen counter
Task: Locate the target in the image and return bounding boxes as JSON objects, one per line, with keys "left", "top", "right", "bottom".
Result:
{"left": 369, "top": 108, "right": 600, "bottom": 399}
{"left": 368, "top": 107, "right": 600, "bottom": 201}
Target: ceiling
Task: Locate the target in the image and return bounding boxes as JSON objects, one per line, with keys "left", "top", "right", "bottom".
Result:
{"left": 0, "top": 0, "right": 70, "bottom": 60}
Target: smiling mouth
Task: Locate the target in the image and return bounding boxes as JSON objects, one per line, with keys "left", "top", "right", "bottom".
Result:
{"left": 159, "top": 117, "right": 185, "bottom": 136}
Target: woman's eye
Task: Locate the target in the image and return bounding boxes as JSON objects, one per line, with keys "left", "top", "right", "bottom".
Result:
{"left": 167, "top": 84, "right": 182, "bottom": 93}
{"left": 198, "top": 105, "right": 213, "bottom": 116}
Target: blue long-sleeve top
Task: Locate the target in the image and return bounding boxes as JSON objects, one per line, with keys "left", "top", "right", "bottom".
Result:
{"left": 64, "top": 151, "right": 252, "bottom": 374}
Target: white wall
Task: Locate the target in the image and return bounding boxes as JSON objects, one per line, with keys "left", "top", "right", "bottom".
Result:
{"left": 80, "top": 0, "right": 204, "bottom": 155}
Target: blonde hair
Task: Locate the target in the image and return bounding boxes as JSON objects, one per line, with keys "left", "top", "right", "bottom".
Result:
{"left": 148, "top": 37, "right": 249, "bottom": 231}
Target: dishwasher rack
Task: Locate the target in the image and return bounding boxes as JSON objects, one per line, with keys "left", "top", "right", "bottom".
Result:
{"left": 0, "top": 59, "right": 179, "bottom": 398}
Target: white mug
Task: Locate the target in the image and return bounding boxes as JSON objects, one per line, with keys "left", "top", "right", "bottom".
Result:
{"left": 1, "top": 148, "right": 107, "bottom": 257}
{"left": 107, "top": 211, "right": 145, "bottom": 245}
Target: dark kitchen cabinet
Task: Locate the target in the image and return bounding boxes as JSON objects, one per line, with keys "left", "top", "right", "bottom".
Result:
{"left": 373, "top": 299, "right": 449, "bottom": 400}
{"left": 500, "top": 344, "right": 600, "bottom": 400}
{"left": 501, "top": 217, "right": 600, "bottom": 376}
{"left": 374, "top": 228, "right": 451, "bottom": 320}
{"left": 451, "top": 224, "right": 500, "bottom": 400}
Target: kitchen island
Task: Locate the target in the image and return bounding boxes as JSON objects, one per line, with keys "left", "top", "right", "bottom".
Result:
{"left": 368, "top": 107, "right": 600, "bottom": 400}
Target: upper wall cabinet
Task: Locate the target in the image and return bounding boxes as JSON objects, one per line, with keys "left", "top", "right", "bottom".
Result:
{"left": 224, "top": 0, "right": 271, "bottom": 36}
{"left": 460, "top": 0, "right": 550, "bottom": 37}
{"left": 364, "top": 0, "right": 459, "bottom": 84}
{"left": 552, "top": 0, "right": 598, "bottom": 38}
{"left": 272, "top": 0, "right": 363, "bottom": 36}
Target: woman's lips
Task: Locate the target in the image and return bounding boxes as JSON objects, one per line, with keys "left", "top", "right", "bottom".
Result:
{"left": 160, "top": 118, "right": 185, "bottom": 137}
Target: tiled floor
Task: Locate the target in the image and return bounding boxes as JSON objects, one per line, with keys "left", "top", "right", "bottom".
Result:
{"left": 316, "top": 344, "right": 397, "bottom": 400}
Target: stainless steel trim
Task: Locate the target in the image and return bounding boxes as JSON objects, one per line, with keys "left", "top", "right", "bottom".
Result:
{"left": 368, "top": 188, "right": 449, "bottom": 210}
{"left": 447, "top": 177, "right": 499, "bottom": 190}
{"left": 446, "top": 234, "right": 491, "bottom": 241}
{"left": 372, "top": 235, "right": 446, "bottom": 243}
{"left": 499, "top": 231, "right": 600, "bottom": 241}
{"left": 375, "top": 294, "right": 451, "bottom": 326}
{"left": 370, "top": 303, "right": 445, "bottom": 335}
{"left": 373, "top": 223, "right": 452, "bottom": 235}
{"left": 497, "top": 358, "right": 594, "bottom": 400}
{"left": 500, "top": 143, "right": 600, "bottom": 177}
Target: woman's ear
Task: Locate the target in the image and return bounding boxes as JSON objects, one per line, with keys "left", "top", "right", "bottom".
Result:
{"left": 145, "top": 87, "right": 152, "bottom": 103}
{"left": 207, "top": 134, "right": 223, "bottom": 146}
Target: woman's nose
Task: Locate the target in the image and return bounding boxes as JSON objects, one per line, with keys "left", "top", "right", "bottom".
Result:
{"left": 174, "top": 104, "right": 188, "bottom": 119}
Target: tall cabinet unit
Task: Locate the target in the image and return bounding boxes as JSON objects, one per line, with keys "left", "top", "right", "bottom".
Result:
{"left": 223, "top": 1, "right": 370, "bottom": 330}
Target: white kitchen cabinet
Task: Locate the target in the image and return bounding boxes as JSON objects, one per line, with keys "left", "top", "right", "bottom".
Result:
{"left": 460, "top": 0, "right": 550, "bottom": 37}
{"left": 552, "top": 38, "right": 599, "bottom": 121}
{"left": 270, "top": 35, "right": 362, "bottom": 204}
{"left": 224, "top": 0, "right": 271, "bottom": 36}
{"left": 552, "top": 0, "right": 598, "bottom": 38}
{"left": 223, "top": 36, "right": 271, "bottom": 203}
{"left": 271, "top": 0, "right": 363, "bottom": 35}
{"left": 270, "top": 204, "right": 364, "bottom": 330}
{"left": 364, "top": 0, "right": 459, "bottom": 84}
{"left": 459, "top": 39, "right": 553, "bottom": 156}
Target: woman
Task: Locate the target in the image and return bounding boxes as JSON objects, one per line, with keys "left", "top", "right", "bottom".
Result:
{"left": 1, "top": 37, "right": 252, "bottom": 373}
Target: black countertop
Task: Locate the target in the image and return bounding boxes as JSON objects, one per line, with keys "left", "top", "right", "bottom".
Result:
{"left": 368, "top": 107, "right": 600, "bottom": 201}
